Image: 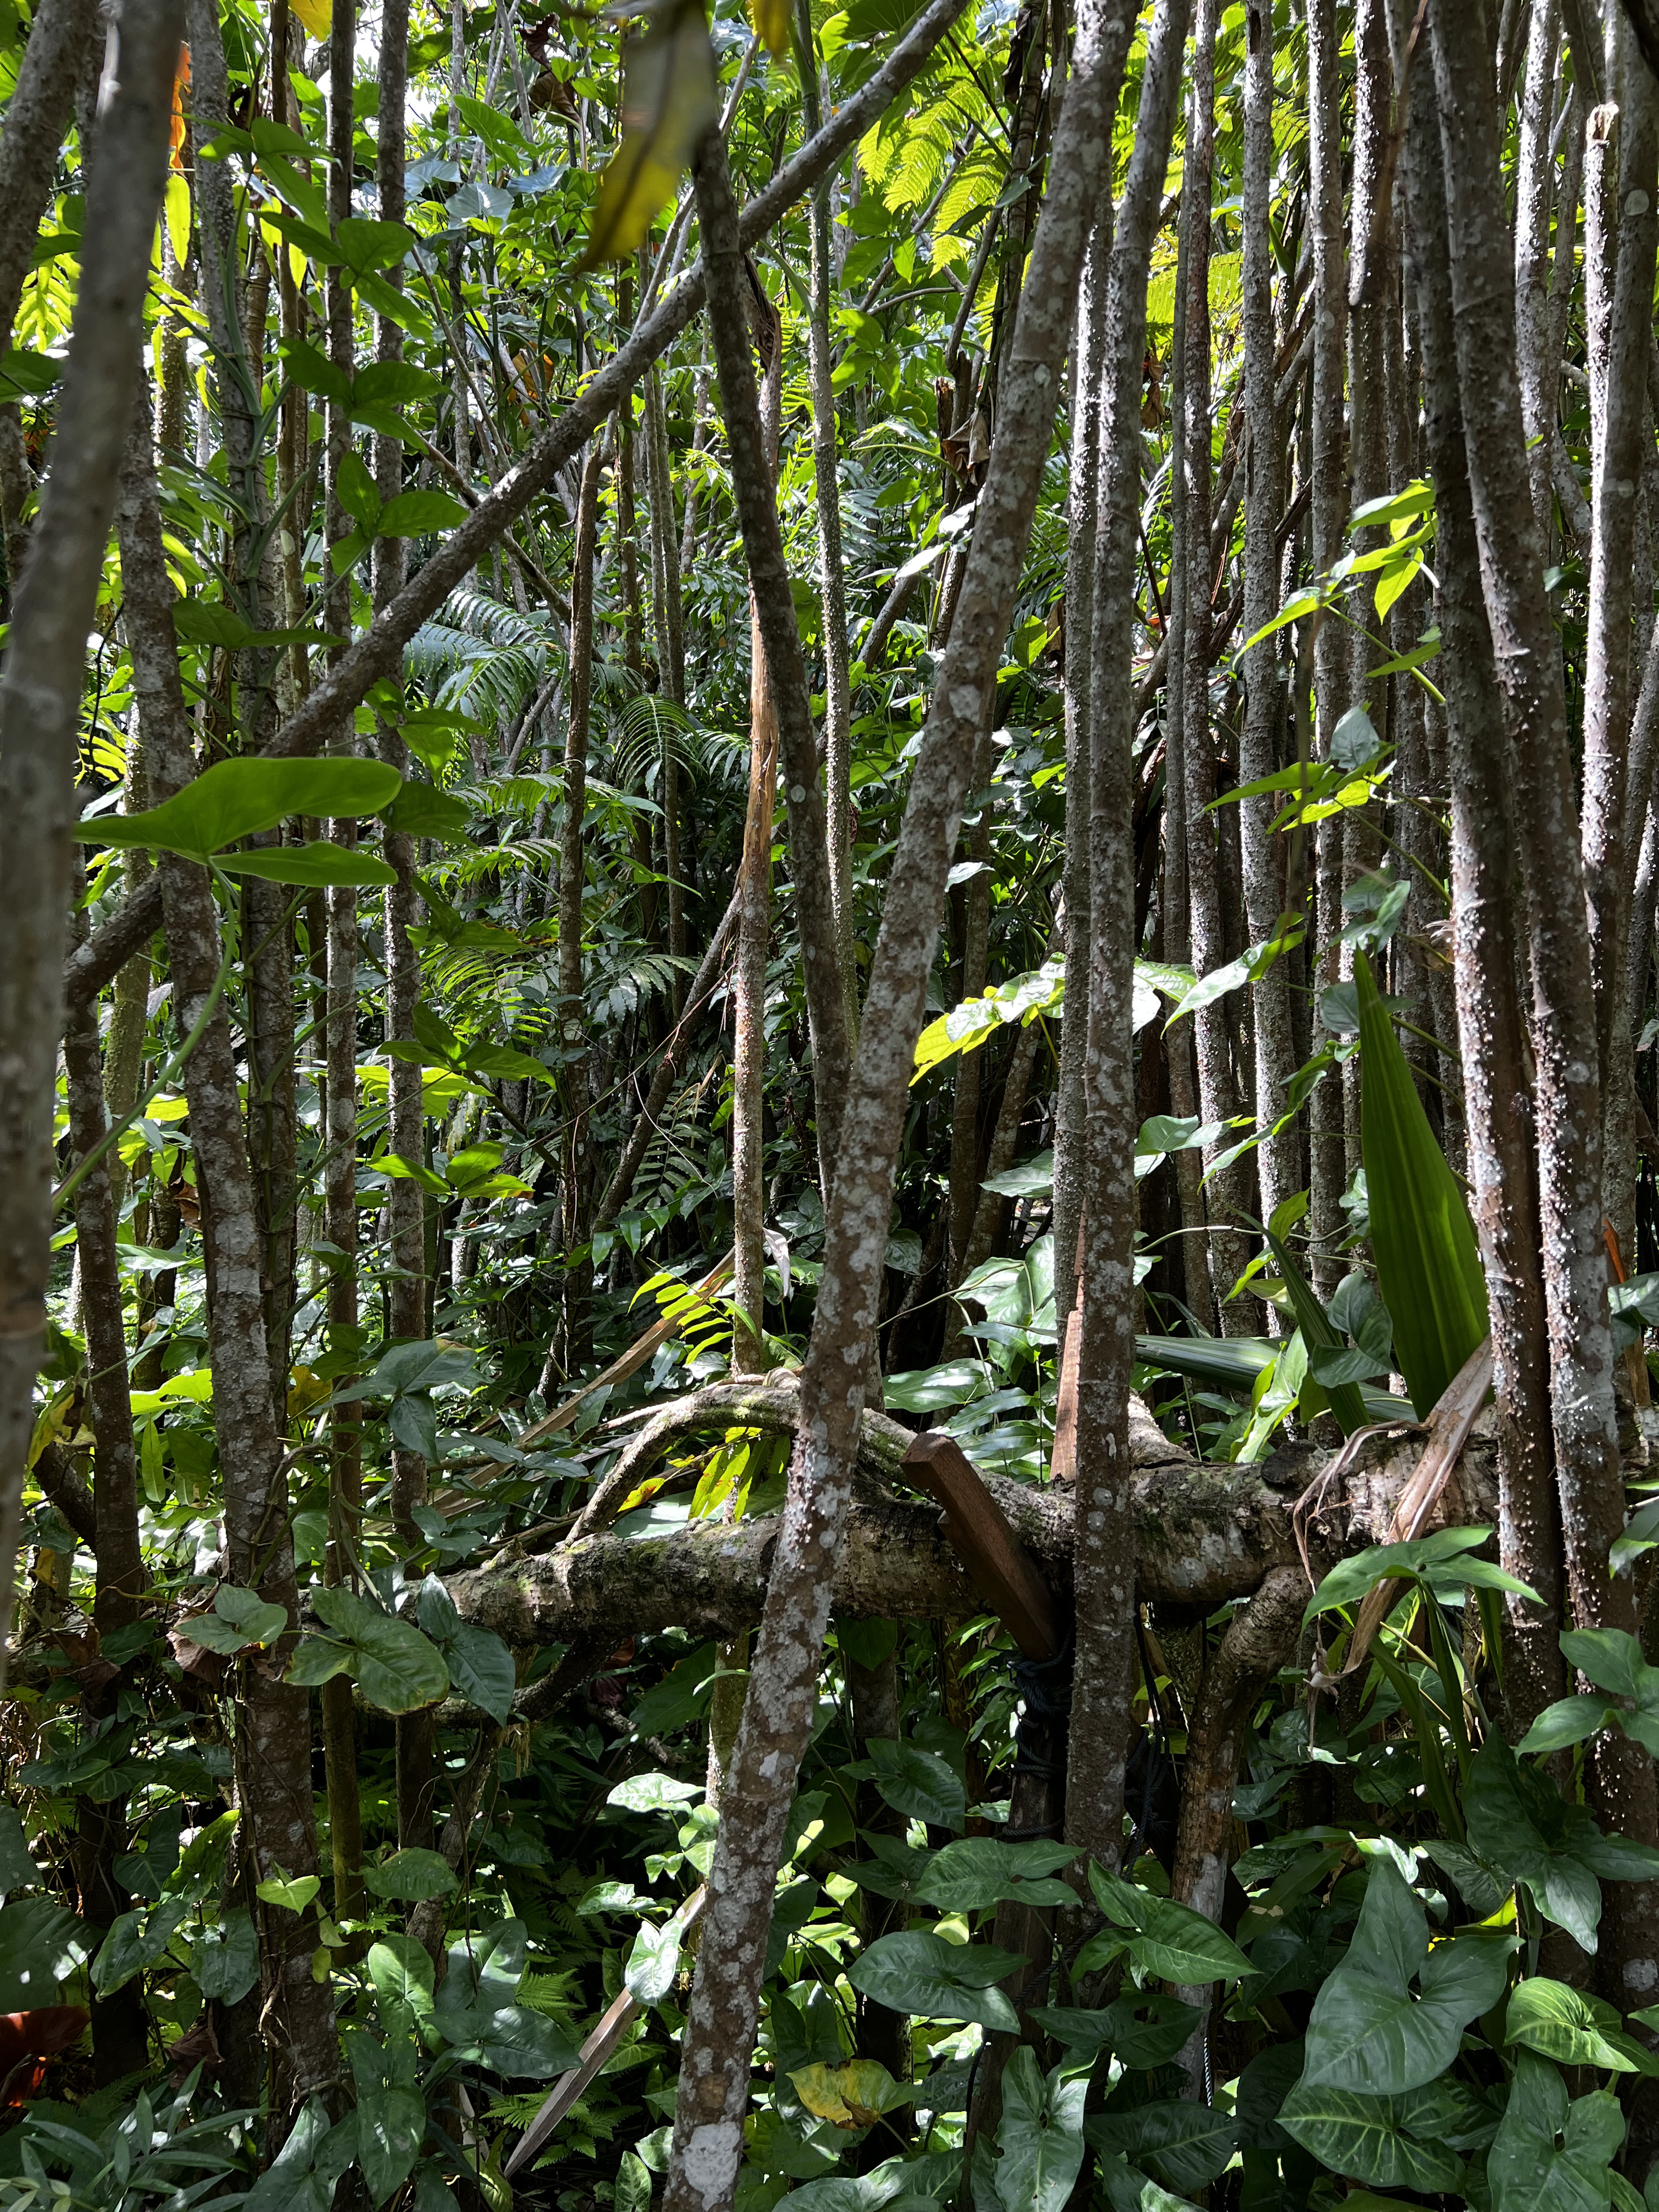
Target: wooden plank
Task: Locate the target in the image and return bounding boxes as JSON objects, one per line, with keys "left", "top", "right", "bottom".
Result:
{"left": 504, "top": 1886, "right": 707, "bottom": 2177}
{"left": 901, "top": 1431, "right": 1060, "bottom": 1662}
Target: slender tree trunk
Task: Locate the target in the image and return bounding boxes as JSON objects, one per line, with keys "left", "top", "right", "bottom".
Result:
{"left": 663, "top": 12, "right": 1135, "bottom": 2201}
{"left": 1053, "top": 206, "right": 1106, "bottom": 1338}
{"left": 1515, "top": 0, "right": 1561, "bottom": 536}
{"left": 560, "top": 444, "right": 604, "bottom": 1373}
{"left": 1240, "top": 0, "right": 1295, "bottom": 1229}
{"left": 943, "top": 719, "right": 994, "bottom": 1349}
{"left": 691, "top": 131, "right": 855, "bottom": 1188}
{"left": 1580, "top": 32, "right": 1658, "bottom": 1266}
{"left": 732, "top": 295, "right": 782, "bottom": 1378}
{"left": 1176, "top": 0, "right": 1246, "bottom": 1319}
{"left": 0, "top": 0, "right": 181, "bottom": 1673}
{"left": 1068, "top": 0, "right": 1190, "bottom": 1871}
{"left": 1162, "top": 220, "right": 1213, "bottom": 1332}
{"left": 1403, "top": 53, "right": 1563, "bottom": 1735}
{"left": 1431, "top": 0, "right": 1659, "bottom": 2004}
{"left": 63, "top": 915, "right": 148, "bottom": 2083}
{"left": 798, "top": 0, "right": 858, "bottom": 1045}
{"left": 116, "top": 410, "right": 337, "bottom": 2110}
{"left": 1306, "top": 0, "right": 1348, "bottom": 1295}
{"left": 0, "top": 0, "right": 101, "bottom": 361}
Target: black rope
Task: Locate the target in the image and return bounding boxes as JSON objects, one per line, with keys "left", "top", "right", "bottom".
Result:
{"left": 1009, "top": 1623, "right": 1074, "bottom": 1787}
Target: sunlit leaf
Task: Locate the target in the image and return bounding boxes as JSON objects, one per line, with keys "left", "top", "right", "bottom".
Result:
{"left": 582, "top": 0, "right": 718, "bottom": 269}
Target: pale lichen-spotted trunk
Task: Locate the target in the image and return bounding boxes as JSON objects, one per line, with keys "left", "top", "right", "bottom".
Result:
{"left": 662, "top": 12, "right": 1137, "bottom": 2205}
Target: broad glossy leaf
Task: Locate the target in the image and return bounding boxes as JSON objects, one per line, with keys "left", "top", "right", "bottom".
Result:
{"left": 607, "top": 1771, "right": 703, "bottom": 1815}
{"left": 217, "top": 841, "right": 398, "bottom": 888}
{"left": 310, "top": 1587, "right": 449, "bottom": 1712}
{"left": 91, "top": 1897, "right": 187, "bottom": 1992}
{"left": 1561, "top": 1626, "right": 1657, "bottom": 1702}
{"left": 336, "top": 216, "right": 413, "bottom": 272}
{"left": 1306, "top": 1527, "right": 1496, "bottom": 1621}
{"left": 583, "top": 0, "right": 718, "bottom": 266}
{"left": 183, "top": 1583, "right": 289, "bottom": 1653}
{"left": 1505, "top": 1978, "right": 1652, "bottom": 2073}
{"left": 1030, "top": 1992, "right": 1203, "bottom": 2068}
{"left": 863, "top": 1738, "right": 966, "bottom": 1830}
{"left": 1488, "top": 2053, "right": 1624, "bottom": 2212}
{"left": 354, "top": 2079, "right": 425, "bottom": 2205}
{"left": 997, "top": 2048, "right": 1089, "bottom": 2212}
{"left": 192, "top": 1908, "right": 258, "bottom": 2005}
{"left": 384, "top": 783, "right": 471, "bottom": 840}
{"left": 363, "top": 1848, "right": 457, "bottom": 1902}
{"left": 1088, "top": 2101, "right": 1238, "bottom": 2195}
{"left": 1520, "top": 1697, "right": 1623, "bottom": 1755}
{"left": 1355, "top": 952, "right": 1488, "bottom": 1414}
{"left": 0, "top": 1897, "right": 89, "bottom": 2007}
{"left": 440, "top": 1621, "right": 516, "bottom": 1725}
{"left": 378, "top": 489, "right": 468, "bottom": 538}
{"left": 1277, "top": 2081, "right": 1462, "bottom": 2193}
{"left": 83, "top": 757, "right": 401, "bottom": 861}
{"left": 848, "top": 1931, "right": 1025, "bottom": 2032}
{"left": 1301, "top": 1934, "right": 1510, "bottom": 2096}
{"left": 915, "top": 1837, "right": 1074, "bottom": 1911}
{"left": 367, "top": 1934, "right": 436, "bottom": 2027}
{"left": 1088, "top": 1865, "right": 1251, "bottom": 1984}
{"left": 790, "top": 2060, "right": 900, "bottom": 2129}
{"left": 626, "top": 1914, "right": 684, "bottom": 2004}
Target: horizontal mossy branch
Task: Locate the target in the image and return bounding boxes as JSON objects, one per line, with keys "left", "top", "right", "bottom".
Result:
{"left": 447, "top": 1380, "right": 1499, "bottom": 1646}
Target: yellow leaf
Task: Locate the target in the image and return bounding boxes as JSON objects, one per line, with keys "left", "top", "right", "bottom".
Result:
{"left": 582, "top": 0, "right": 717, "bottom": 269}
{"left": 165, "top": 171, "right": 191, "bottom": 268}
{"left": 291, "top": 0, "right": 331, "bottom": 38}
{"left": 750, "top": 0, "right": 792, "bottom": 57}
{"left": 789, "top": 2060, "right": 898, "bottom": 2130}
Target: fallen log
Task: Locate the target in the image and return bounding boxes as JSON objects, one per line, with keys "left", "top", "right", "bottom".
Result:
{"left": 447, "top": 1376, "right": 1491, "bottom": 1646}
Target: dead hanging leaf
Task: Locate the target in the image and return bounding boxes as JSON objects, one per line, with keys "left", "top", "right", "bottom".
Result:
{"left": 290, "top": 0, "right": 332, "bottom": 39}
{"left": 750, "top": 0, "right": 793, "bottom": 57}
{"left": 169, "top": 45, "right": 190, "bottom": 170}
{"left": 582, "top": 0, "right": 717, "bottom": 269}
{"left": 790, "top": 2060, "right": 899, "bottom": 2130}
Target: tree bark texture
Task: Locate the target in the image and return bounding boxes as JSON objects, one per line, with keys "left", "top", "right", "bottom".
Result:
{"left": 1431, "top": 0, "right": 1659, "bottom": 2009}
{"left": 1068, "top": 0, "right": 1190, "bottom": 1872}
{"left": 692, "top": 129, "right": 853, "bottom": 1192}
{"left": 116, "top": 412, "right": 337, "bottom": 2109}
{"left": 662, "top": 11, "right": 1138, "bottom": 2205}
{"left": 0, "top": 0, "right": 182, "bottom": 1674}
